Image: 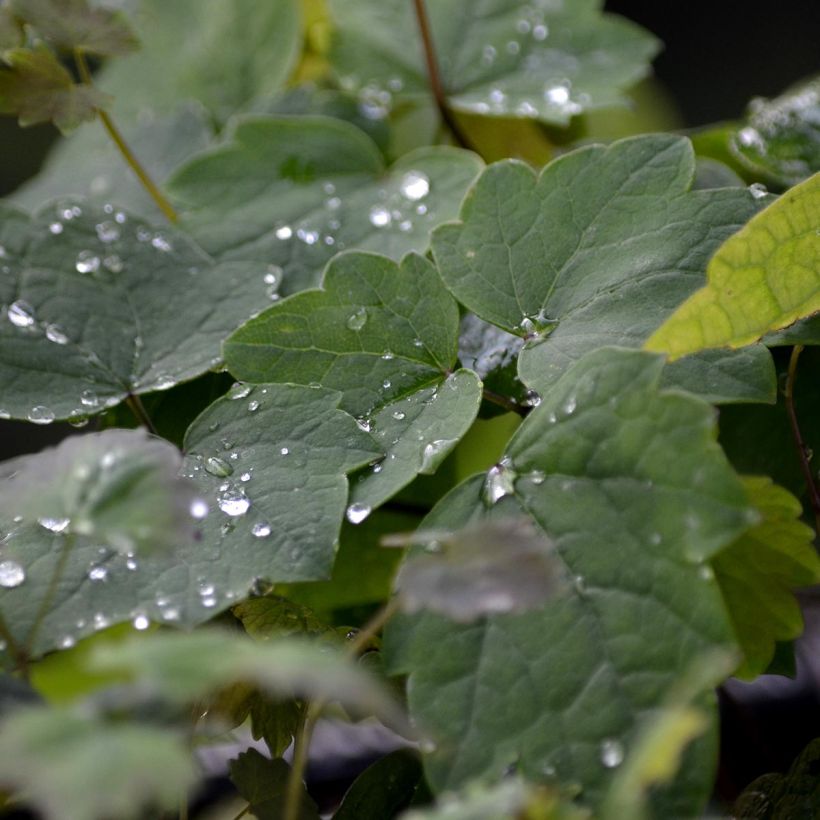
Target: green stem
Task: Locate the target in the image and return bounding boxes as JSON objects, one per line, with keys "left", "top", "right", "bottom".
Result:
{"left": 411, "top": 0, "right": 471, "bottom": 150}
{"left": 482, "top": 388, "right": 529, "bottom": 417}
{"left": 73, "top": 49, "right": 179, "bottom": 224}
{"left": 25, "top": 533, "right": 76, "bottom": 655}
{"left": 126, "top": 394, "right": 158, "bottom": 436}
{"left": 228, "top": 806, "right": 249, "bottom": 820}
{"left": 784, "top": 345, "right": 820, "bottom": 535}
{"left": 282, "top": 597, "right": 403, "bottom": 820}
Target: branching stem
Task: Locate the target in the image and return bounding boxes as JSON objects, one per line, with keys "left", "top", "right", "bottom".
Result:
{"left": 784, "top": 345, "right": 820, "bottom": 535}
{"left": 74, "top": 49, "right": 178, "bottom": 223}
{"left": 411, "top": 0, "right": 471, "bottom": 150}
{"left": 282, "top": 597, "right": 402, "bottom": 820}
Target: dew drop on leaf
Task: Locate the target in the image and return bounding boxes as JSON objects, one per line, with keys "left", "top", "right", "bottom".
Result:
{"left": 95, "top": 221, "right": 120, "bottom": 243}
{"left": 400, "top": 170, "right": 430, "bottom": 201}
{"left": 75, "top": 250, "right": 100, "bottom": 274}
{"left": 45, "top": 324, "right": 69, "bottom": 345}
{"left": 217, "top": 487, "right": 250, "bottom": 517}
{"left": 132, "top": 614, "right": 150, "bottom": 631}
{"left": 600, "top": 738, "right": 624, "bottom": 768}
{"left": 228, "top": 382, "right": 252, "bottom": 400}
{"left": 27, "top": 406, "right": 55, "bottom": 425}
{"left": 189, "top": 498, "right": 209, "bottom": 520}
{"left": 483, "top": 457, "right": 516, "bottom": 505}
{"left": 347, "top": 307, "right": 367, "bottom": 331}
{"left": 346, "top": 502, "right": 371, "bottom": 524}
{"left": 251, "top": 522, "right": 271, "bottom": 538}
{"left": 88, "top": 566, "right": 108, "bottom": 582}
{"left": 369, "top": 205, "right": 392, "bottom": 227}
{"left": 80, "top": 389, "right": 99, "bottom": 408}
{"left": 0, "top": 559, "right": 25, "bottom": 588}
{"left": 37, "top": 517, "right": 70, "bottom": 533}
{"left": 7, "top": 300, "right": 35, "bottom": 328}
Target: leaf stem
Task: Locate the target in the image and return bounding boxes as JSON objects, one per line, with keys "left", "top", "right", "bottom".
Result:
{"left": 411, "top": 0, "right": 471, "bottom": 150}
{"left": 228, "top": 806, "right": 249, "bottom": 820}
{"left": 25, "top": 533, "right": 76, "bottom": 656}
{"left": 784, "top": 345, "right": 820, "bottom": 535}
{"left": 482, "top": 388, "right": 529, "bottom": 417}
{"left": 126, "top": 394, "right": 158, "bottom": 436}
{"left": 282, "top": 597, "right": 402, "bottom": 820}
{"left": 73, "top": 49, "right": 179, "bottom": 223}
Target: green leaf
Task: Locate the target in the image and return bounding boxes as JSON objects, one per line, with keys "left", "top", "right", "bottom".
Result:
{"left": 431, "top": 134, "right": 775, "bottom": 404}
{"left": 334, "top": 749, "right": 423, "bottom": 820}
{"left": 0, "top": 46, "right": 109, "bottom": 134}
{"left": 0, "top": 199, "right": 273, "bottom": 422}
{"left": 11, "top": 0, "right": 139, "bottom": 57}
{"left": 329, "top": 0, "right": 660, "bottom": 126}
{"left": 85, "top": 0, "right": 301, "bottom": 121}
{"left": 234, "top": 595, "right": 334, "bottom": 640}
{"left": 645, "top": 172, "right": 820, "bottom": 358}
{"left": 733, "top": 737, "right": 820, "bottom": 819}
{"left": 229, "top": 749, "right": 319, "bottom": 820}
{"left": 0, "top": 704, "right": 197, "bottom": 820}
{"left": 225, "top": 252, "right": 482, "bottom": 514}
{"left": 11, "top": 103, "right": 213, "bottom": 221}
{"left": 168, "top": 117, "right": 483, "bottom": 295}
{"left": 729, "top": 75, "right": 820, "bottom": 188}
{"left": 390, "top": 518, "right": 562, "bottom": 622}
{"left": 384, "top": 347, "right": 755, "bottom": 812}
{"left": 92, "top": 629, "right": 407, "bottom": 728}
{"left": 713, "top": 477, "right": 820, "bottom": 680}
{"left": 0, "top": 428, "right": 199, "bottom": 555}
{"left": 0, "top": 385, "right": 378, "bottom": 658}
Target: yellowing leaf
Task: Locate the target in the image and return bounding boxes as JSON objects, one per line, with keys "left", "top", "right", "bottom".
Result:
{"left": 645, "top": 173, "right": 820, "bottom": 359}
{"left": 713, "top": 476, "right": 820, "bottom": 679}
{"left": 0, "top": 47, "right": 108, "bottom": 133}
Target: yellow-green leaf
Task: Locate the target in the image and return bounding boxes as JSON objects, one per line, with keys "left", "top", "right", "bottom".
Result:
{"left": 645, "top": 172, "right": 820, "bottom": 359}
{"left": 713, "top": 476, "right": 820, "bottom": 679}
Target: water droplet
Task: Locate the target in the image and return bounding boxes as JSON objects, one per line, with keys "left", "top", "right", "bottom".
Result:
{"left": 228, "top": 382, "right": 252, "bottom": 400}
{"left": 527, "top": 470, "right": 546, "bottom": 485}
{"left": 190, "top": 498, "right": 209, "bottom": 519}
{"left": 347, "top": 307, "right": 367, "bottom": 331}
{"left": 204, "top": 456, "right": 233, "bottom": 477}
{"left": 356, "top": 417, "right": 372, "bottom": 433}
{"left": 45, "top": 323, "right": 69, "bottom": 345}
{"left": 483, "top": 457, "right": 516, "bottom": 505}
{"left": 545, "top": 85, "right": 570, "bottom": 106}
{"left": 248, "top": 399, "right": 260, "bottom": 412}
{"left": 218, "top": 487, "right": 251, "bottom": 517}
{"left": 58, "top": 635, "right": 75, "bottom": 649}
{"left": 400, "top": 171, "right": 430, "bottom": 201}
{"left": 132, "top": 614, "right": 150, "bottom": 630}
{"left": 126, "top": 555, "right": 138, "bottom": 571}
{"left": 80, "top": 389, "right": 99, "bottom": 408}
{"left": 382, "top": 379, "right": 392, "bottom": 389}
{"left": 103, "top": 254, "right": 123, "bottom": 273}
{"left": 280, "top": 447, "right": 289, "bottom": 456}
{"left": 88, "top": 566, "right": 108, "bottom": 582}
{"left": 252, "top": 522, "right": 271, "bottom": 538}
{"left": 392, "top": 410, "right": 406, "bottom": 421}
{"left": 346, "top": 502, "right": 371, "bottom": 524}
{"left": 562, "top": 395, "right": 577, "bottom": 416}
{"left": 48, "top": 221, "right": 63, "bottom": 235}
{"left": 532, "top": 23, "right": 548, "bottom": 40}
{"left": 152, "top": 374, "right": 176, "bottom": 391}
{"left": 369, "top": 205, "right": 392, "bottom": 228}
{"left": 95, "top": 221, "right": 120, "bottom": 243}
{"left": 151, "top": 234, "right": 173, "bottom": 252}
{"left": 38, "top": 517, "right": 69, "bottom": 533}
{"left": 75, "top": 250, "right": 100, "bottom": 274}
{"left": 28, "top": 406, "right": 55, "bottom": 425}
{"left": 161, "top": 606, "right": 181, "bottom": 622}
{"left": 264, "top": 265, "right": 283, "bottom": 288}
{"left": 699, "top": 564, "right": 715, "bottom": 582}
{"left": 93, "top": 612, "right": 110, "bottom": 630}
{"left": 0, "top": 560, "right": 25, "bottom": 588}
{"left": 297, "top": 227, "right": 319, "bottom": 245}
{"left": 7, "top": 300, "right": 35, "bottom": 328}
{"left": 749, "top": 182, "right": 768, "bottom": 199}
{"left": 275, "top": 225, "right": 293, "bottom": 240}
{"left": 600, "top": 738, "right": 624, "bottom": 768}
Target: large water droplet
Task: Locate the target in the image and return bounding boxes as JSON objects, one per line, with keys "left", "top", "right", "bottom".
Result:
{"left": 400, "top": 171, "right": 430, "bottom": 201}
{"left": 28, "top": 406, "right": 55, "bottom": 425}
{"left": 600, "top": 738, "right": 624, "bottom": 768}
{"left": 218, "top": 487, "right": 250, "bottom": 517}
{"left": 483, "top": 457, "right": 516, "bottom": 505}
{"left": 369, "top": 205, "right": 392, "bottom": 228}
{"left": 75, "top": 250, "right": 100, "bottom": 274}
{"left": 7, "top": 300, "right": 35, "bottom": 328}
{"left": 0, "top": 559, "right": 25, "bottom": 588}
{"left": 275, "top": 225, "right": 293, "bottom": 240}
{"left": 38, "top": 516, "right": 70, "bottom": 533}
{"left": 132, "top": 614, "right": 150, "bottom": 630}
{"left": 228, "top": 382, "right": 252, "bottom": 400}
{"left": 346, "top": 502, "right": 371, "bottom": 524}
{"left": 347, "top": 307, "right": 367, "bottom": 331}
{"left": 205, "top": 456, "right": 233, "bottom": 477}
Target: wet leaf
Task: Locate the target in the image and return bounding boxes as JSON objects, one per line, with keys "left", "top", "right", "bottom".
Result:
{"left": 713, "top": 477, "right": 820, "bottom": 680}
{"left": 0, "top": 199, "right": 271, "bottom": 422}
{"left": 168, "top": 117, "right": 483, "bottom": 295}
{"left": 0, "top": 46, "right": 108, "bottom": 133}
{"left": 730, "top": 75, "right": 820, "bottom": 188}
{"left": 431, "top": 134, "right": 775, "bottom": 403}
{"left": 335, "top": 750, "right": 423, "bottom": 820}
{"left": 0, "top": 704, "right": 197, "bottom": 820}
{"left": 646, "top": 172, "right": 820, "bottom": 358}
{"left": 229, "top": 749, "right": 319, "bottom": 820}
{"left": 391, "top": 518, "right": 562, "bottom": 622}
{"left": 233, "top": 596, "right": 333, "bottom": 640}
{"left": 385, "top": 347, "right": 755, "bottom": 813}
{"left": 0, "top": 385, "right": 378, "bottom": 658}
{"left": 225, "top": 252, "right": 482, "bottom": 514}
{"left": 329, "top": 0, "right": 660, "bottom": 126}
{"left": 11, "top": 0, "right": 139, "bottom": 57}
{"left": 0, "top": 428, "right": 198, "bottom": 555}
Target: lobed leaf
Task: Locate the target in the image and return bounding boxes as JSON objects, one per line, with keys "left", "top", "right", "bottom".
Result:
{"left": 225, "top": 252, "right": 482, "bottom": 514}
{"left": 0, "top": 200, "right": 273, "bottom": 422}
{"left": 0, "top": 46, "right": 108, "bottom": 134}
{"left": 329, "top": 0, "right": 659, "bottom": 126}
{"left": 385, "top": 347, "right": 756, "bottom": 812}
{"left": 168, "top": 117, "right": 483, "bottom": 295}
{"left": 713, "top": 477, "right": 820, "bottom": 680}
{"left": 431, "top": 133, "right": 775, "bottom": 403}
{"left": 646, "top": 172, "right": 820, "bottom": 358}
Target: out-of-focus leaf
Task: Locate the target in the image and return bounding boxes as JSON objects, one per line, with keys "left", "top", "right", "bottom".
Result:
{"left": 0, "top": 47, "right": 108, "bottom": 133}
